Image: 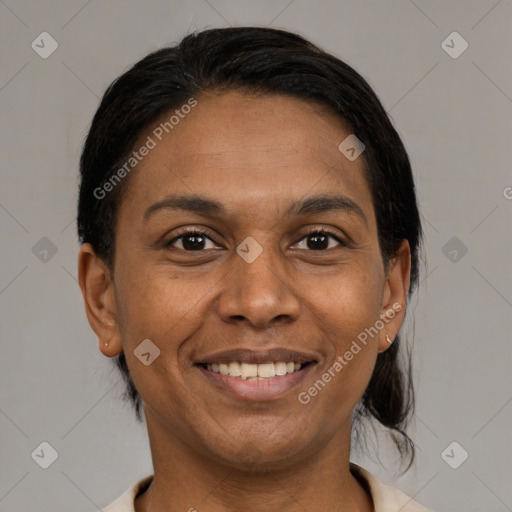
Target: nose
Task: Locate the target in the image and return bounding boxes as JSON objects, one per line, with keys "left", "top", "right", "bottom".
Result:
{"left": 216, "top": 242, "right": 301, "bottom": 329}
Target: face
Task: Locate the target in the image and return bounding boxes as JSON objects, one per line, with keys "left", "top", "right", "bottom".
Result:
{"left": 79, "top": 90, "right": 410, "bottom": 470}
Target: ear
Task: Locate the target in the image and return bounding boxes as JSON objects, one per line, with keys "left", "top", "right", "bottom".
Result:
{"left": 78, "top": 243, "right": 123, "bottom": 358}
{"left": 377, "top": 239, "right": 411, "bottom": 353}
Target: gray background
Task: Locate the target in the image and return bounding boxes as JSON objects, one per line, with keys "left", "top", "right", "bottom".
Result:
{"left": 1, "top": 1, "right": 511, "bottom": 511}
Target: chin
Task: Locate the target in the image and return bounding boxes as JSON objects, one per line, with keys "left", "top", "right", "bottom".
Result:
{"left": 198, "top": 427, "right": 313, "bottom": 473}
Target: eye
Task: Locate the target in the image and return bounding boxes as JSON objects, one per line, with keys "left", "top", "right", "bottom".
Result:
{"left": 293, "top": 228, "right": 347, "bottom": 251}
{"left": 164, "top": 227, "right": 348, "bottom": 252}
{"left": 165, "top": 229, "right": 220, "bottom": 251}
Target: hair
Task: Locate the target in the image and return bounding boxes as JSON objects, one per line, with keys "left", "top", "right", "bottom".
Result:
{"left": 77, "top": 26, "right": 423, "bottom": 470}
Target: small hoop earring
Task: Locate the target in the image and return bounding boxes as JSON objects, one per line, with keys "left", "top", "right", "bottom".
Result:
{"left": 385, "top": 333, "right": 393, "bottom": 344}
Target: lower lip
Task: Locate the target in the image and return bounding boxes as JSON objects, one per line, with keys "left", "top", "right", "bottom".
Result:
{"left": 196, "top": 364, "right": 317, "bottom": 401}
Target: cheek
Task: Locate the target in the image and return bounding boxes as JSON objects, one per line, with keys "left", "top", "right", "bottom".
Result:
{"left": 112, "top": 262, "right": 210, "bottom": 411}
{"left": 113, "top": 259, "right": 221, "bottom": 400}
{"left": 309, "top": 258, "right": 384, "bottom": 345}
{"left": 302, "top": 257, "right": 383, "bottom": 402}
{"left": 301, "top": 281, "right": 381, "bottom": 422}
{"left": 115, "top": 260, "right": 211, "bottom": 341}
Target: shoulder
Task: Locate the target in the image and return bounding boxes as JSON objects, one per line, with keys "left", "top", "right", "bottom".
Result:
{"left": 100, "top": 474, "right": 153, "bottom": 512}
{"left": 350, "top": 463, "right": 433, "bottom": 512}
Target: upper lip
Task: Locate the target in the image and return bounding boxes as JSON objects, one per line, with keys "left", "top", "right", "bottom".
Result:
{"left": 195, "top": 348, "right": 318, "bottom": 365}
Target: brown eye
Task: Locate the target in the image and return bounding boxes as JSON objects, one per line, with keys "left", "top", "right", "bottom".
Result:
{"left": 294, "top": 229, "right": 346, "bottom": 251}
{"left": 165, "top": 230, "right": 219, "bottom": 251}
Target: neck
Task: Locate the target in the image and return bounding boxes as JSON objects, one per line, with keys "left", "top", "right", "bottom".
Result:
{"left": 135, "top": 415, "right": 374, "bottom": 512}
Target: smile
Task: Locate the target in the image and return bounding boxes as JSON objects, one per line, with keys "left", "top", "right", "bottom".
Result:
{"left": 202, "top": 361, "right": 308, "bottom": 380}
{"left": 196, "top": 360, "right": 317, "bottom": 401}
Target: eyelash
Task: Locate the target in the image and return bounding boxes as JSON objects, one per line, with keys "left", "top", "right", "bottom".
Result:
{"left": 164, "top": 227, "right": 348, "bottom": 251}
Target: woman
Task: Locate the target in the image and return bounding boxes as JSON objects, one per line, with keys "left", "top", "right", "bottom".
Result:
{"left": 77, "top": 27, "right": 430, "bottom": 512}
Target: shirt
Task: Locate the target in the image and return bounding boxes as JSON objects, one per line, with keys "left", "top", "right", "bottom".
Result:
{"left": 101, "top": 463, "right": 431, "bottom": 511}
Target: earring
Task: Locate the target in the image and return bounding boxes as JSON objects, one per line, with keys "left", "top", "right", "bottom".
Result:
{"left": 385, "top": 333, "right": 393, "bottom": 344}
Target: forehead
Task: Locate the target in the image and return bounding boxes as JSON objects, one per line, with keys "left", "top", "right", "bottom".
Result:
{"left": 119, "top": 90, "right": 374, "bottom": 224}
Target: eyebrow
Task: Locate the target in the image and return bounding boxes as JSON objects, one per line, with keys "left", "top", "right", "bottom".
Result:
{"left": 143, "top": 194, "right": 368, "bottom": 226}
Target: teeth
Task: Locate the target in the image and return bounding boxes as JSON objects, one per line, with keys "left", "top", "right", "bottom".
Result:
{"left": 275, "top": 362, "right": 287, "bottom": 376}
{"left": 258, "top": 363, "right": 275, "bottom": 378}
{"left": 205, "top": 361, "right": 305, "bottom": 379}
{"left": 240, "top": 362, "right": 258, "bottom": 379}
{"left": 228, "top": 362, "right": 241, "bottom": 377}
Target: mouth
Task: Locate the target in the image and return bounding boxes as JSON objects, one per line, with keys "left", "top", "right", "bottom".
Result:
{"left": 196, "top": 360, "right": 313, "bottom": 380}
{"left": 194, "top": 349, "right": 318, "bottom": 401}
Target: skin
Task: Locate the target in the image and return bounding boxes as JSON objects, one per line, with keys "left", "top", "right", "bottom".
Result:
{"left": 78, "top": 90, "right": 411, "bottom": 512}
